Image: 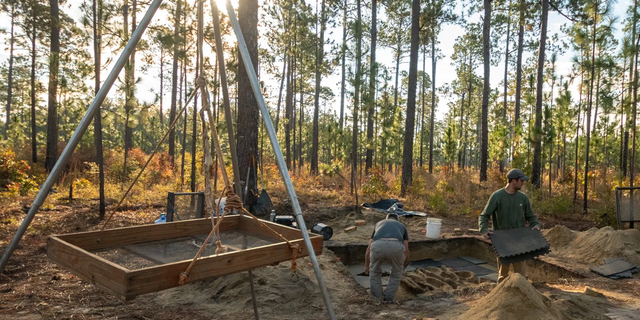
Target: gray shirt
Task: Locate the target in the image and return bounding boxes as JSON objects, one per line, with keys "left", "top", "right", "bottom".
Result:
{"left": 371, "top": 219, "right": 409, "bottom": 242}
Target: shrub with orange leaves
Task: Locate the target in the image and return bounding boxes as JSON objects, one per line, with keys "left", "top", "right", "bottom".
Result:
{"left": 108, "top": 148, "right": 175, "bottom": 185}
{"left": 0, "top": 146, "right": 37, "bottom": 195}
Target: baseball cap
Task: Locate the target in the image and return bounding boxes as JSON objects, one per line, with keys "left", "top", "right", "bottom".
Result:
{"left": 386, "top": 212, "right": 399, "bottom": 220}
{"left": 507, "top": 168, "right": 529, "bottom": 181}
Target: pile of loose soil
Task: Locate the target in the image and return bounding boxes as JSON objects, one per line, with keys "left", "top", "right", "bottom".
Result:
{"left": 155, "top": 266, "right": 321, "bottom": 318}
{"left": 397, "top": 266, "right": 494, "bottom": 300}
{"left": 152, "top": 250, "right": 369, "bottom": 320}
{"left": 543, "top": 225, "right": 640, "bottom": 265}
{"left": 460, "top": 274, "right": 567, "bottom": 320}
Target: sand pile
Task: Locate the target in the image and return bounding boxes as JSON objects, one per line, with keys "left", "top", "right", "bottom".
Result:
{"left": 461, "top": 273, "right": 567, "bottom": 320}
{"left": 543, "top": 226, "right": 640, "bottom": 265}
{"left": 154, "top": 263, "right": 327, "bottom": 319}
{"left": 543, "top": 225, "right": 577, "bottom": 247}
{"left": 398, "top": 266, "right": 491, "bottom": 299}
{"left": 151, "top": 251, "right": 365, "bottom": 319}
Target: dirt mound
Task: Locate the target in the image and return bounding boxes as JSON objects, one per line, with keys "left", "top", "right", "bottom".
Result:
{"left": 461, "top": 273, "right": 567, "bottom": 320}
{"left": 543, "top": 226, "right": 640, "bottom": 265}
{"left": 543, "top": 225, "right": 577, "bottom": 248}
{"left": 155, "top": 264, "right": 326, "bottom": 319}
{"left": 152, "top": 251, "right": 366, "bottom": 320}
{"left": 397, "top": 266, "right": 493, "bottom": 300}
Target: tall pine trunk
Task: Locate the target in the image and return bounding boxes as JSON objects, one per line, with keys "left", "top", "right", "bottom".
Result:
{"left": 352, "top": 0, "right": 362, "bottom": 200}
{"left": 45, "top": 0, "right": 61, "bottom": 173}
{"left": 4, "top": 3, "right": 15, "bottom": 139}
{"left": 298, "top": 74, "right": 304, "bottom": 171}
{"left": 168, "top": 0, "right": 182, "bottom": 165}
{"left": 365, "top": 0, "right": 377, "bottom": 172}
{"left": 630, "top": 1, "right": 639, "bottom": 228}
{"left": 191, "top": 52, "right": 199, "bottom": 195}
{"left": 620, "top": 55, "right": 626, "bottom": 172}
{"left": 121, "top": 2, "right": 132, "bottom": 184}
{"left": 237, "top": 0, "right": 260, "bottom": 204}
{"left": 429, "top": 38, "right": 436, "bottom": 173}
{"left": 420, "top": 45, "right": 426, "bottom": 168}
{"left": 549, "top": 75, "right": 555, "bottom": 196}
{"left": 513, "top": 0, "right": 524, "bottom": 156}
{"left": 531, "top": 0, "right": 548, "bottom": 188}
{"left": 285, "top": 52, "right": 293, "bottom": 169}
{"left": 339, "top": 0, "right": 348, "bottom": 130}
{"left": 160, "top": 46, "right": 164, "bottom": 127}
{"left": 461, "top": 54, "right": 473, "bottom": 169}
{"left": 480, "top": 0, "right": 491, "bottom": 182}
{"left": 457, "top": 92, "right": 465, "bottom": 170}
{"left": 181, "top": 52, "right": 189, "bottom": 185}
{"left": 93, "top": 0, "right": 106, "bottom": 219}
{"left": 400, "top": 0, "right": 420, "bottom": 195}
{"left": 30, "top": 19, "right": 37, "bottom": 163}
{"left": 574, "top": 64, "right": 583, "bottom": 203}
{"left": 627, "top": 0, "right": 638, "bottom": 179}
{"left": 502, "top": 0, "right": 512, "bottom": 172}
{"left": 584, "top": 2, "right": 597, "bottom": 215}
{"left": 592, "top": 69, "right": 601, "bottom": 138}
{"left": 311, "top": 0, "right": 326, "bottom": 174}
{"left": 503, "top": 0, "right": 511, "bottom": 120}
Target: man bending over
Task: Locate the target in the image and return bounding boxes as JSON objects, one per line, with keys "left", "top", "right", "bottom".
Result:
{"left": 365, "top": 212, "right": 409, "bottom": 303}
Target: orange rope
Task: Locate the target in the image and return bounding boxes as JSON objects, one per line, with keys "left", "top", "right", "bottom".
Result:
{"left": 100, "top": 90, "right": 197, "bottom": 231}
{"left": 234, "top": 206, "right": 302, "bottom": 273}
{"left": 179, "top": 79, "right": 301, "bottom": 285}
{"left": 179, "top": 187, "right": 229, "bottom": 285}
{"left": 179, "top": 188, "right": 302, "bottom": 284}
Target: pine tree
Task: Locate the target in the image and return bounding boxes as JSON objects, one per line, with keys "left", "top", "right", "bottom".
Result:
{"left": 400, "top": 0, "right": 420, "bottom": 195}
{"left": 479, "top": 0, "right": 492, "bottom": 182}
{"left": 45, "top": 0, "right": 61, "bottom": 173}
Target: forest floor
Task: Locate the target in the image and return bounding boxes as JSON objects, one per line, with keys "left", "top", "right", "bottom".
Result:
{"left": 1, "top": 187, "right": 640, "bottom": 320}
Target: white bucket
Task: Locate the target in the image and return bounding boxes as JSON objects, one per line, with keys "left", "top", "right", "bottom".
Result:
{"left": 214, "top": 197, "right": 226, "bottom": 216}
{"left": 426, "top": 218, "right": 442, "bottom": 239}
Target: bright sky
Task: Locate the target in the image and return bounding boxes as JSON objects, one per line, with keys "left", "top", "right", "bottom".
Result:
{"left": 0, "top": 0, "right": 633, "bottom": 125}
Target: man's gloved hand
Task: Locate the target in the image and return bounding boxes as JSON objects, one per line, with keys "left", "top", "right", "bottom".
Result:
{"left": 532, "top": 225, "right": 541, "bottom": 231}
{"left": 483, "top": 230, "right": 493, "bottom": 239}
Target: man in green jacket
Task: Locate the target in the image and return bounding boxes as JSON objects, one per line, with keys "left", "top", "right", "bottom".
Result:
{"left": 479, "top": 168, "right": 541, "bottom": 282}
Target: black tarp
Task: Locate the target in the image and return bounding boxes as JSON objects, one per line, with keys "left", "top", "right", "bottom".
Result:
{"left": 489, "top": 227, "right": 550, "bottom": 264}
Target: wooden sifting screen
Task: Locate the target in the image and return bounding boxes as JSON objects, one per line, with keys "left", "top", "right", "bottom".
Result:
{"left": 47, "top": 215, "right": 323, "bottom": 301}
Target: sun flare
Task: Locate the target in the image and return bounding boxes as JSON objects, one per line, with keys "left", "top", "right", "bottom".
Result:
{"left": 212, "top": 0, "right": 239, "bottom": 15}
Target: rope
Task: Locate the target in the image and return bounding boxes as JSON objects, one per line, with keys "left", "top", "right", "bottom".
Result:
{"left": 196, "top": 76, "right": 207, "bottom": 88}
{"left": 178, "top": 186, "right": 302, "bottom": 284}
{"left": 100, "top": 88, "right": 199, "bottom": 231}
{"left": 236, "top": 206, "right": 302, "bottom": 273}
{"left": 178, "top": 4, "right": 299, "bottom": 284}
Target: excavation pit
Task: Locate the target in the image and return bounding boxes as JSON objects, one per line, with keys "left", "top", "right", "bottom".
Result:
{"left": 326, "top": 236, "right": 584, "bottom": 299}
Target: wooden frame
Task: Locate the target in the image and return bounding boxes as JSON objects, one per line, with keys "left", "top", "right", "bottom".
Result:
{"left": 615, "top": 187, "right": 640, "bottom": 229}
{"left": 47, "top": 215, "right": 323, "bottom": 301}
